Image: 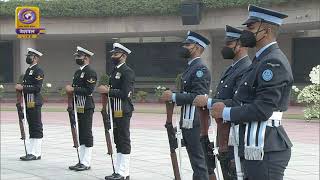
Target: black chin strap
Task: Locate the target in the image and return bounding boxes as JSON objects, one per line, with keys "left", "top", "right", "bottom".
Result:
{"left": 189, "top": 44, "right": 197, "bottom": 57}
{"left": 119, "top": 53, "right": 124, "bottom": 60}
{"left": 233, "top": 40, "right": 239, "bottom": 51}
{"left": 255, "top": 21, "right": 267, "bottom": 43}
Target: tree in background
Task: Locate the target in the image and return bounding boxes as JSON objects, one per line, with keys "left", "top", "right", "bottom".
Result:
{"left": 296, "top": 65, "right": 320, "bottom": 120}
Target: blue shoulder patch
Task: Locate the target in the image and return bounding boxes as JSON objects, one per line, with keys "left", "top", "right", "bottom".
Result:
{"left": 262, "top": 69, "right": 273, "bottom": 81}
{"left": 196, "top": 70, "right": 204, "bottom": 78}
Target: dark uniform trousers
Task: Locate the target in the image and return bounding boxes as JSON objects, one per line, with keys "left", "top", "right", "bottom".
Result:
{"left": 72, "top": 65, "right": 97, "bottom": 148}
{"left": 78, "top": 109, "right": 94, "bottom": 147}
{"left": 26, "top": 106, "right": 43, "bottom": 138}
{"left": 23, "top": 64, "right": 44, "bottom": 139}
{"left": 244, "top": 149, "right": 291, "bottom": 180}
{"left": 182, "top": 124, "right": 209, "bottom": 180}
{"left": 113, "top": 112, "right": 132, "bottom": 154}
{"left": 109, "top": 63, "right": 135, "bottom": 155}
{"left": 213, "top": 56, "right": 252, "bottom": 180}
{"left": 227, "top": 43, "right": 293, "bottom": 180}
{"left": 175, "top": 58, "right": 211, "bottom": 180}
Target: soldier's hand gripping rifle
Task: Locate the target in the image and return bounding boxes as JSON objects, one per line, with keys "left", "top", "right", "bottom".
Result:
{"left": 199, "top": 107, "right": 218, "bottom": 180}
{"left": 101, "top": 92, "right": 115, "bottom": 173}
{"left": 16, "top": 88, "right": 27, "bottom": 156}
{"left": 66, "top": 91, "right": 80, "bottom": 164}
{"left": 165, "top": 101, "right": 181, "bottom": 180}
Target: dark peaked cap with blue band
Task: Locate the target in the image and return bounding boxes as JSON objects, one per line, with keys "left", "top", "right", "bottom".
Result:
{"left": 183, "top": 31, "right": 210, "bottom": 48}
{"left": 243, "top": 5, "right": 288, "bottom": 26}
{"left": 225, "top": 25, "right": 243, "bottom": 42}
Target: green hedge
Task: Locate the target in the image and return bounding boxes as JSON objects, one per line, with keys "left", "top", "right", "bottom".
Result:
{"left": 203, "top": 0, "right": 296, "bottom": 8}
{"left": 0, "top": 0, "right": 297, "bottom": 17}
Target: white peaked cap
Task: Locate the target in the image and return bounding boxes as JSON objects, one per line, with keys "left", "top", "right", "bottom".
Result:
{"left": 27, "top": 48, "right": 43, "bottom": 56}
{"left": 113, "top": 43, "right": 131, "bottom": 54}
{"left": 77, "top": 46, "right": 94, "bottom": 56}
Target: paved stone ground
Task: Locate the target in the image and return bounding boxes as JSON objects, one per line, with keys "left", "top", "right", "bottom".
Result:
{"left": 0, "top": 103, "right": 319, "bottom": 180}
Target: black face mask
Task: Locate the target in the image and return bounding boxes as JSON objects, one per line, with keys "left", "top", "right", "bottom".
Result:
{"left": 76, "top": 58, "right": 85, "bottom": 66}
{"left": 221, "top": 41, "right": 239, "bottom": 59}
{"left": 26, "top": 56, "right": 33, "bottom": 64}
{"left": 179, "top": 46, "right": 192, "bottom": 59}
{"left": 240, "top": 22, "right": 266, "bottom": 48}
{"left": 240, "top": 30, "right": 257, "bottom": 48}
{"left": 221, "top": 46, "right": 236, "bottom": 59}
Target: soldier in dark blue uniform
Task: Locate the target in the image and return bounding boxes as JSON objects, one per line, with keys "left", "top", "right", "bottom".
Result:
{"left": 16, "top": 48, "right": 44, "bottom": 161}
{"left": 67, "top": 46, "right": 97, "bottom": 171}
{"left": 98, "top": 43, "right": 135, "bottom": 180}
{"left": 161, "top": 31, "right": 211, "bottom": 180}
{"left": 193, "top": 25, "right": 251, "bottom": 180}
{"left": 211, "top": 5, "right": 293, "bottom": 180}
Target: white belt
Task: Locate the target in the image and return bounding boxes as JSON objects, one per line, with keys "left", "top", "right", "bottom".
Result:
{"left": 266, "top": 112, "right": 283, "bottom": 127}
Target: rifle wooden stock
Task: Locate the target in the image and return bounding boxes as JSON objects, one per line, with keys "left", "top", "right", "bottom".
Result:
{"left": 165, "top": 122, "right": 178, "bottom": 152}
{"left": 105, "top": 131, "right": 113, "bottom": 155}
{"left": 165, "top": 101, "right": 178, "bottom": 150}
{"left": 165, "top": 101, "right": 181, "bottom": 180}
{"left": 209, "top": 175, "right": 217, "bottom": 180}
{"left": 16, "top": 90, "right": 26, "bottom": 140}
{"left": 101, "top": 93, "right": 115, "bottom": 173}
{"left": 18, "top": 119, "right": 26, "bottom": 140}
{"left": 70, "top": 126, "right": 79, "bottom": 148}
{"left": 216, "top": 118, "right": 230, "bottom": 153}
{"left": 101, "top": 94, "right": 113, "bottom": 155}
{"left": 166, "top": 101, "right": 174, "bottom": 124}
{"left": 170, "top": 152, "right": 181, "bottom": 180}
{"left": 67, "top": 92, "right": 79, "bottom": 148}
{"left": 199, "top": 108, "right": 210, "bottom": 136}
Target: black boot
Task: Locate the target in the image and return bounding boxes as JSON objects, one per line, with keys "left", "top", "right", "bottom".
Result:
{"left": 105, "top": 173, "right": 117, "bottom": 180}
{"left": 74, "top": 163, "right": 90, "bottom": 171}
{"left": 20, "top": 154, "right": 28, "bottom": 160}
{"left": 20, "top": 154, "right": 41, "bottom": 161}
{"left": 108, "top": 173, "right": 129, "bottom": 180}
{"left": 69, "top": 162, "right": 81, "bottom": 170}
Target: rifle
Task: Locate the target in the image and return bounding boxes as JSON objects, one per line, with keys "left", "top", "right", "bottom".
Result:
{"left": 66, "top": 92, "right": 80, "bottom": 163}
{"left": 216, "top": 118, "right": 231, "bottom": 180}
{"left": 231, "top": 123, "right": 244, "bottom": 180}
{"left": 199, "top": 108, "right": 217, "bottom": 180}
{"left": 164, "top": 101, "right": 181, "bottom": 180}
{"left": 101, "top": 93, "right": 115, "bottom": 173}
{"left": 209, "top": 116, "right": 224, "bottom": 180}
{"left": 216, "top": 119, "right": 230, "bottom": 154}
{"left": 16, "top": 89, "right": 27, "bottom": 156}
